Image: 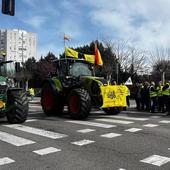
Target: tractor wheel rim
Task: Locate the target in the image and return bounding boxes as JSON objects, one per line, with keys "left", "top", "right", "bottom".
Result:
{"left": 42, "top": 88, "right": 54, "bottom": 110}
{"left": 69, "top": 95, "right": 79, "bottom": 113}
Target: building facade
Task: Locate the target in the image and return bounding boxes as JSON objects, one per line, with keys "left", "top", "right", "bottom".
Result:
{"left": 0, "top": 29, "right": 37, "bottom": 63}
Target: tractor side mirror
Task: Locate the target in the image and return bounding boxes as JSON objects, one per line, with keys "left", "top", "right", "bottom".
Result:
{"left": 15, "top": 62, "right": 21, "bottom": 72}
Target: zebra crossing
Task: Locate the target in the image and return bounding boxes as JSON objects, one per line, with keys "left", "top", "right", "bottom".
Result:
{"left": 1, "top": 113, "right": 170, "bottom": 169}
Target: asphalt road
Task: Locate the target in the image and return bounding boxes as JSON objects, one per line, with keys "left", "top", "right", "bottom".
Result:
{"left": 0, "top": 98, "right": 170, "bottom": 170}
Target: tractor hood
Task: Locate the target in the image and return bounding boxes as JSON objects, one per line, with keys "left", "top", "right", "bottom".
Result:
{"left": 80, "top": 76, "right": 108, "bottom": 86}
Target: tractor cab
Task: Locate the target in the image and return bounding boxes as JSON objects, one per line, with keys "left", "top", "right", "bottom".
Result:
{"left": 0, "top": 61, "right": 15, "bottom": 78}
{"left": 55, "top": 58, "right": 94, "bottom": 77}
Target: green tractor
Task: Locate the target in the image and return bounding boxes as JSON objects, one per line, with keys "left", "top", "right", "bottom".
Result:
{"left": 0, "top": 61, "right": 28, "bottom": 123}
{"left": 41, "top": 58, "right": 127, "bottom": 119}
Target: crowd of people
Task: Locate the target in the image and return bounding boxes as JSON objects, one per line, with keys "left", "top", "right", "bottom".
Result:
{"left": 134, "top": 81, "right": 170, "bottom": 115}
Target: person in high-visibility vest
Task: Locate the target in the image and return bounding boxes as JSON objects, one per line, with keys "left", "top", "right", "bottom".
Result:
{"left": 149, "top": 81, "right": 157, "bottom": 113}
{"left": 162, "top": 82, "right": 170, "bottom": 115}
{"left": 29, "top": 88, "right": 35, "bottom": 100}
{"left": 157, "top": 81, "right": 163, "bottom": 112}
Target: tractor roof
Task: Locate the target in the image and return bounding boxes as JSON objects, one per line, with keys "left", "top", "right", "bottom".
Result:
{"left": 55, "top": 58, "right": 93, "bottom": 65}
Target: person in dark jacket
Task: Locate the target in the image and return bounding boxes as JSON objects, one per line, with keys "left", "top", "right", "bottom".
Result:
{"left": 141, "top": 81, "right": 150, "bottom": 111}
{"left": 135, "top": 83, "right": 142, "bottom": 111}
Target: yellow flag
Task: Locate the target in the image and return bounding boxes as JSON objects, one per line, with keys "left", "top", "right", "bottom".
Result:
{"left": 84, "top": 54, "right": 95, "bottom": 64}
{"left": 65, "top": 47, "right": 78, "bottom": 58}
{"left": 100, "top": 85, "right": 127, "bottom": 108}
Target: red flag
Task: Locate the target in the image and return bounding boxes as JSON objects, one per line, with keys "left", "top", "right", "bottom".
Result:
{"left": 95, "top": 44, "right": 103, "bottom": 66}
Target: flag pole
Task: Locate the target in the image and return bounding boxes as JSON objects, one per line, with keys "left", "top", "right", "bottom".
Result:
{"left": 64, "top": 33, "right": 66, "bottom": 59}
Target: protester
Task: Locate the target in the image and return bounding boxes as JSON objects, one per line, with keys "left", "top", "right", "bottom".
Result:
{"left": 29, "top": 88, "right": 35, "bottom": 100}
{"left": 141, "top": 81, "right": 150, "bottom": 111}
{"left": 134, "top": 83, "right": 142, "bottom": 111}
{"left": 149, "top": 81, "right": 157, "bottom": 113}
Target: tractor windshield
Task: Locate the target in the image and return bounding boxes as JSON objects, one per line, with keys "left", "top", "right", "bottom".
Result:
{"left": 69, "top": 62, "right": 92, "bottom": 77}
{"left": 0, "top": 61, "right": 15, "bottom": 78}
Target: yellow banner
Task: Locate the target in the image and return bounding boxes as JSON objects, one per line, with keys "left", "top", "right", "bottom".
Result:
{"left": 84, "top": 54, "right": 95, "bottom": 64}
{"left": 100, "top": 85, "right": 127, "bottom": 108}
{"left": 65, "top": 47, "right": 78, "bottom": 58}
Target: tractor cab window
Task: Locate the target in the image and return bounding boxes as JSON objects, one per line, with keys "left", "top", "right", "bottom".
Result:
{"left": 69, "top": 62, "right": 92, "bottom": 77}
{"left": 0, "top": 62, "right": 15, "bottom": 78}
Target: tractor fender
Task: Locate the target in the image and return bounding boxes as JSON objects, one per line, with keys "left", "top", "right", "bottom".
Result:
{"left": 42, "top": 78, "right": 63, "bottom": 93}
{"left": 81, "top": 76, "right": 106, "bottom": 95}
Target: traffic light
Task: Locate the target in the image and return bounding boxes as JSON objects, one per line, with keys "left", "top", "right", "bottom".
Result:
{"left": 2, "top": 0, "right": 15, "bottom": 16}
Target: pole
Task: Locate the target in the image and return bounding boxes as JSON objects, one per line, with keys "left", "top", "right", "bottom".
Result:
{"left": 116, "top": 62, "right": 119, "bottom": 84}
{"left": 21, "top": 32, "right": 24, "bottom": 63}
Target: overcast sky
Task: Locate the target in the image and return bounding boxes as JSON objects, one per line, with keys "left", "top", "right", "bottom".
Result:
{"left": 1, "top": 0, "right": 170, "bottom": 59}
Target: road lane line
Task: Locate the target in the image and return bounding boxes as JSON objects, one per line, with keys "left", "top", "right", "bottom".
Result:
{"left": 125, "top": 128, "right": 142, "bottom": 132}
{"left": 0, "top": 157, "right": 15, "bottom": 166}
{"left": 150, "top": 116, "right": 161, "bottom": 118}
{"left": 143, "top": 124, "right": 159, "bottom": 127}
{"left": 101, "top": 133, "right": 122, "bottom": 138}
{"left": 140, "top": 155, "right": 170, "bottom": 167}
{"left": 66, "top": 120, "right": 115, "bottom": 128}
{"left": 0, "top": 131, "right": 35, "bottom": 146}
{"left": 4, "top": 125, "right": 67, "bottom": 139}
{"left": 71, "top": 139, "right": 95, "bottom": 146}
{"left": 107, "top": 115, "right": 149, "bottom": 121}
{"left": 77, "top": 129, "right": 96, "bottom": 133}
{"left": 33, "top": 147, "right": 61, "bottom": 155}
{"left": 159, "top": 120, "right": 170, "bottom": 124}
{"left": 95, "top": 118, "right": 133, "bottom": 124}
{"left": 26, "top": 119, "right": 38, "bottom": 122}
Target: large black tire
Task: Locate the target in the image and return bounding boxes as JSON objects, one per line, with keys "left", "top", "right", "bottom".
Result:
{"left": 6, "top": 90, "right": 28, "bottom": 124}
{"left": 68, "top": 88, "right": 91, "bottom": 120}
{"left": 103, "top": 107, "right": 120, "bottom": 115}
{"left": 41, "top": 83, "right": 63, "bottom": 116}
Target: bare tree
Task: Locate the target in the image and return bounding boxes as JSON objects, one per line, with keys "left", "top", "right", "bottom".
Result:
{"left": 103, "top": 39, "right": 147, "bottom": 76}
{"left": 150, "top": 47, "right": 170, "bottom": 84}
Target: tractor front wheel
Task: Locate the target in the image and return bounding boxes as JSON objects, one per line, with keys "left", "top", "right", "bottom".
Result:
{"left": 41, "top": 84, "right": 63, "bottom": 116}
{"left": 6, "top": 90, "right": 28, "bottom": 124}
{"left": 68, "top": 88, "right": 91, "bottom": 119}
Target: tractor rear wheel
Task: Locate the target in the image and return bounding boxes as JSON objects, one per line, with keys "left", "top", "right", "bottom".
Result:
{"left": 103, "top": 107, "right": 120, "bottom": 115}
{"left": 41, "top": 83, "right": 63, "bottom": 116}
{"left": 68, "top": 88, "right": 91, "bottom": 119}
{"left": 6, "top": 90, "right": 28, "bottom": 124}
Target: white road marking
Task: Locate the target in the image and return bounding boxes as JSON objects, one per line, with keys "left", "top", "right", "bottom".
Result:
{"left": 143, "top": 124, "right": 159, "bottom": 127}
{"left": 71, "top": 139, "right": 95, "bottom": 146}
{"left": 29, "top": 105, "right": 42, "bottom": 108}
{"left": 140, "top": 155, "right": 170, "bottom": 167}
{"left": 0, "top": 131, "right": 35, "bottom": 146}
{"left": 125, "top": 128, "right": 142, "bottom": 132}
{"left": 118, "top": 169, "right": 126, "bottom": 170}
{"left": 77, "top": 129, "right": 96, "bottom": 133}
{"left": 33, "top": 147, "right": 61, "bottom": 155}
{"left": 29, "top": 112, "right": 42, "bottom": 115}
{"left": 108, "top": 115, "right": 149, "bottom": 121}
{"left": 159, "top": 120, "right": 170, "bottom": 124}
{"left": 4, "top": 124, "right": 67, "bottom": 139}
{"left": 26, "top": 119, "right": 37, "bottom": 122}
{"left": 66, "top": 120, "right": 115, "bottom": 128}
{"left": 95, "top": 118, "right": 133, "bottom": 124}
{"left": 150, "top": 116, "right": 161, "bottom": 118}
{"left": 101, "top": 133, "right": 122, "bottom": 138}
{"left": 0, "top": 157, "right": 15, "bottom": 166}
